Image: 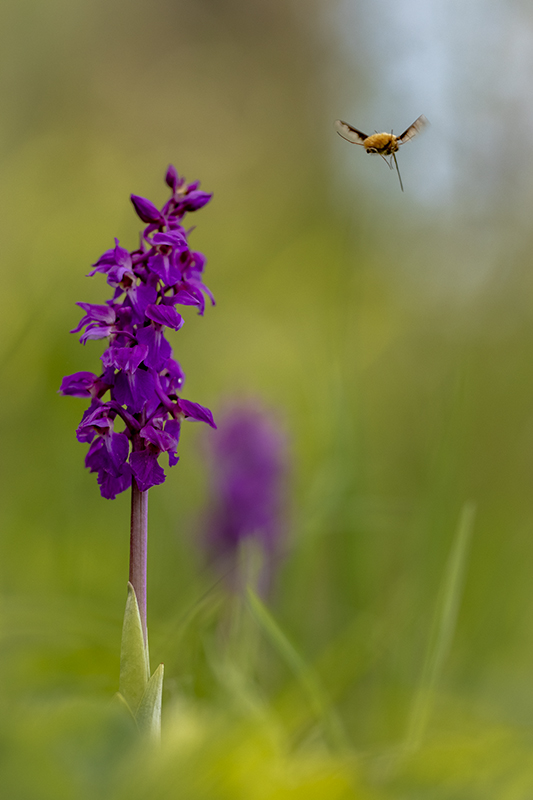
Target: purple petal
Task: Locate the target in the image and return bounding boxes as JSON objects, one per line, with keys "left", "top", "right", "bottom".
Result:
{"left": 106, "top": 264, "right": 133, "bottom": 285}
{"left": 102, "top": 344, "right": 148, "bottom": 373}
{"left": 77, "top": 402, "right": 112, "bottom": 442}
{"left": 98, "top": 463, "right": 132, "bottom": 499}
{"left": 173, "top": 289, "right": 199, "bottom": 307}
{"left": 181, "top": 282, "right": 205, "bottom": 315}
{"left": 191, "top": 251, "right": 207, "bottom": 273}
{"left": 165, "top": 418, "right": 181, "bottom": 441}
{"left": 59, "top": 372, "right": 99, "bottom": 398}
{"left": 145, "top": 304, "right": 184, "bottom": 330}
{"left": 106, "top": 431, "right": 130, "bottom": 475}
{"left": 184, "top": 190, "right": 212, "bottom": 211}
{"left": 76, "top": 303, "right": 116, "bottom": 323}
{"left": 165, "top": 418, "right": 181, "bottom": 465}
{"left": 85, "top": 430, "right": 129, "bottom": 477}
{"left": 70, "top": 303, "right": 116, "bottom": 334}
{"left": 131, "top": 194, "right": 162, "bottom": 224}
{"left": 136, "top": 326, "right": 172, "bottom": 370}
{"left": 193, "top": 279, "right": 215, "bottom": 307}
{"left": 88, "top": 247, "right": 116, "bottom": 276}
{"left": 85, "top": 438, "right": 107, "bottom": 472}
{"left": 114, "top": 239, "right": 132, "bottom": 269}
{"left": 178, "top": 398, "right": 216, "bottom": 428}
{"left": 79, "top": 325, "right": 114, "bottom": 343}
{"left": 130, "top": 450, "right": 166, "bottom": 491}
{"left": 130, "top": 283, "right": 157, "bottom": 321}
{"left": 140, "top": 423, "right": 176, "bottom": 453}
{"left": 147, "top": 252, "right": 169, "bottom": 283}
{"left": 163, "top": 358, "right": 185, "bottom": 391}
{"left": 113, "top": 367, "right": 156, "bottom": 413}
{"left": 151, "top": 231, "right": 188, "bottom": 249}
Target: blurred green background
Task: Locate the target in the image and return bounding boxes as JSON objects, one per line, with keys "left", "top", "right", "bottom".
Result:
{"left": 3, "top": 0, "right": 533, "bottom": 796}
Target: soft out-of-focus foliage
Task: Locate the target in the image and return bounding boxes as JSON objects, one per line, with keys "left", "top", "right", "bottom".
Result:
{"left": 3, "top": 0, "right": 533, "bottom": 796}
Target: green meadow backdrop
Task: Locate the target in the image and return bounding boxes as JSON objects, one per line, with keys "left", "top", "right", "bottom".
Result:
{"left": 2, "top": 0, "right": 533, "bottom": 796}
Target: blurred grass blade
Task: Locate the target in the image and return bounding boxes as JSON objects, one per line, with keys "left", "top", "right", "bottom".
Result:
{"left": 405, "top": 501, "right": 476, "bottom": 750}
{"left": 136, "top": 664, "right": 164, "bottom": 742}
{"left": 119, "top": 582, "right": 150, "bottom": 713}
{"left": 246, "top": 587, "right": 349, "bottom": 752}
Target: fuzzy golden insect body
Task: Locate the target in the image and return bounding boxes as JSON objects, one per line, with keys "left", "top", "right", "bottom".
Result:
{"left": 334, "top": 115, "right": 428, "bottom": 191}
{"left": 362, "top": 132, "right": 399, "bottom": 155}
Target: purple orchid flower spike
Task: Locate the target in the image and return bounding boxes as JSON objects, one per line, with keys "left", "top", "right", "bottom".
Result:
{"left": 60, "top": 165, "right": 216, "bottom": 642}
{"left": 61, "top": 166, "right": 215, "bottom": 497}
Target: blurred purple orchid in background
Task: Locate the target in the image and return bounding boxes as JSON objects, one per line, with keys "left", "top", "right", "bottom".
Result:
{"left": 204, "top": 403, "right": 288, "bottom": 592}
{"left": 60, "top": 165, "right": 216, "bottom": 500}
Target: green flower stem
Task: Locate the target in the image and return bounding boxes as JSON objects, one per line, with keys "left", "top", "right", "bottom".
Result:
{"left": 130, "top": 478, "right": 148, "bottom": 644}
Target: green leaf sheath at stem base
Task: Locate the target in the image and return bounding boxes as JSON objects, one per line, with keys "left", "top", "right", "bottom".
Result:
{"left": 119, "top": 582, "right": 164, "bottom": 740}
{"left": 120, "top": 582, "right": 150, "bottom": 713}
{"left": 136, "top": 664, "right": 164, "bottom": 742}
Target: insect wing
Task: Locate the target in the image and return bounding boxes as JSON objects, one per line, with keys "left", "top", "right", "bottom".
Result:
{"left": 334, "top": 119, "right": 368, "bottom": 145}
{"left": 398, "top": 114, "right": 428, "bottom": 144}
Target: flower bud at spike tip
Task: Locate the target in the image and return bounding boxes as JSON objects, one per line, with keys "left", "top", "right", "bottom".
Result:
{"left": 130, "top": 194, "right": 163, "bottom": 223}
{"left": 165, "top": 164, "right": 178, "bottom": 191}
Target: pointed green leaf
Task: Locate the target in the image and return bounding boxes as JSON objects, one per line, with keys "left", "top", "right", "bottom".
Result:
{"left": 135, "top": 663, "right": 164, "bottom": 741}
{"left": 119, "top": 582, "right": 150, "bottom": 712}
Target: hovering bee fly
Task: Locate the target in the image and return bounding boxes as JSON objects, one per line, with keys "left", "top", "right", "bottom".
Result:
{"left": 334, "top": 115, "right": 428, "bottom": 191}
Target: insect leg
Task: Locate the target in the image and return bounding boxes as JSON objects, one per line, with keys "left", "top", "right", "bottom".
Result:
{"left": 392, "top": 152, "right": 404, "bottom": 192}
{"left": 378, "top": 153, "right": 394, "bottom": 170}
